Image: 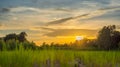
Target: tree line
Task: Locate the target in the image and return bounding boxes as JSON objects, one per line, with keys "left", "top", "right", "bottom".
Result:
{"left": 39, "top": 25, "right": 120, "bottom": 50}
{"left": 0, "top": 25, "right": 120, "bottom": 50}
{"left": 0, "top": 32, "right": 37, "bottom": 50}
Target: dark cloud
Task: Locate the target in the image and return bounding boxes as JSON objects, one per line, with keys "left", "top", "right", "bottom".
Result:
{"left": 46, "top": 14, "right": 89, "bottom": 25}
{"left": 38, "top": 27, "right": 98, "bottom": 37}
{"left": 0, "top": 29, "right": 40, "bottom": 35}
{"left": 43, "top": 28, "right": 98, "bottom": 37}
{"left": 46, "top": 6, "right": 120, "bottom": 25}
{"left": 0, "top": 8, "right": 10, "bottom": 13}
{"left": 38, "top": 27, "right": 55, "bottom": 31}
{"left": 46, "top": 17, "right": 73, "bottom": 25}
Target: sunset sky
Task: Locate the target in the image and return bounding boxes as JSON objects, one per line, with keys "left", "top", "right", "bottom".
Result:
{"left": 0, "top": 0, "right": 120, "bottom": 45}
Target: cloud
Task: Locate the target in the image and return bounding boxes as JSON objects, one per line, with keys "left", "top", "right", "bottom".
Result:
{"left": 0, "top": 23, "right": 2, "bottom": 27}
{"left": 0, "top": 23, "right": 4, "bottom": 28}
{"left": 7, "top": 6, "right": 72, "bottom": 14}
{"left": 10, "top": 7, "right": 41, "bottom": 13}
{"left": 45, "top": 29, "right": 97, "bottom": 37}
{"left": 116, "top": 25, "right": 120, "bottom": 29}
{"left": 0, "top": 8, "right": 10, "bottom": 13}
{"left": 0, "top": 6, "right": 73, "bottom": 22}
{"left": 46, "top": 6, "right": 120, "bottom": 25}
{"left": 0, "top": 28, "right": 41, "bottom": 36}
{"left": 109, "top": 0, "right": 120, "bottom": 6}
{"left": 46, "top": 17, "right": 73, "bottom": 25}
{"left": 46, "top": 14, "right": 90, "bottom": 25}
{"left": 54, "top": 8, "right": 73, "bottom": 12}
{"left": 37, "top": 27, "right": 55, "bottom": 31}
{"left": 40, "top": 27, "right": 98, "bottom": 37}
{"left": 99, "top": 6, "right": 120, "bottom": 10}
{"left": 31, "top": 26, "right": 98, "bottom": 38}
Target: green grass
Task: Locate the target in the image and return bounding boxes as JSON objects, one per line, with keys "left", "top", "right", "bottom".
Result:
{"left": 0, "top": 49, "right": 120, "bottom": 67}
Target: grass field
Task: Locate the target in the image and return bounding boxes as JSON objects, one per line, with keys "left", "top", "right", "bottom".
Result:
{"left": 0, "top": 49, "right": 120, "bottom": 67}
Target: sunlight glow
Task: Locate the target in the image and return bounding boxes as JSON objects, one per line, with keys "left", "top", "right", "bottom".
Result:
{"left": 76, "top": 36, "right": 84, "bottom": 41}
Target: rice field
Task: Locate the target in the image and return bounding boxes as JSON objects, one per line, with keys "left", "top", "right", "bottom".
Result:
{"left": 0, "top": 49, "right": 120, "bottom": 67}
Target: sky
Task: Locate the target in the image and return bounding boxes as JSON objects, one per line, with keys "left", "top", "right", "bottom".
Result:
{"left": 0, "top": 0, "right": 120, "bottom": 45}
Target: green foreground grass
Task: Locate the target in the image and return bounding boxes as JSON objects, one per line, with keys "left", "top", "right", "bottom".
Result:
{"left": 0, "top": 49, "right": 120, "bottom": 67}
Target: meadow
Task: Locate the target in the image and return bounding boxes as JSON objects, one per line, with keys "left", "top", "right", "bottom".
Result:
{"left": 0, "top": 49, "right": 120, "bottom": 67}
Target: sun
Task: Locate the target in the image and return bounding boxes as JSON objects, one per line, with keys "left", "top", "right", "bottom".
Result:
{"left": 76, "top": 36, "right": 84, "bottom": 41}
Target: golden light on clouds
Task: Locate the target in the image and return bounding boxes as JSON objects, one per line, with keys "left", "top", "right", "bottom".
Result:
{"left": 34, "top": 35, "right": 97, "bottom": 45}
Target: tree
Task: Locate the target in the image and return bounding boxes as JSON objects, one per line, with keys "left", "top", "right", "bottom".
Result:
{"left": 3, "top": 32, "right": 27, "bottom": 42}
{"left": 18, "top": 32, "right": 27, "bottom": 42}
{"left": 97, "top": 25, "right": 120, "bottom": 50}
{"left": 4, "top": 33, "right": 17, "bottom": 42}
{"left": 111, "top": 31, "right": 120, "bottom": 49}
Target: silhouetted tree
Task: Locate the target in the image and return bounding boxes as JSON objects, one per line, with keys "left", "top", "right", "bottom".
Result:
{"left": 97, "top": 25, "right": 120, "bottom": 50}
{"left": 111, "top": 31, "right": 120, "bottom": 49}
{"left": 4, "top": 33, "right": 17, "bottom": 42}
{"left": 3, "top": 32, "right": 27, "bottom": 42}
{"left": 18, "top": 32, "right": 27, "bottom": 42}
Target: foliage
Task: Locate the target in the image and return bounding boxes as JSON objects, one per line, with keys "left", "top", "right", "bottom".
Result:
{"left": 0, "top": 40, "right": 37, "bottom": 51}
{"left": 0, "top": 50, "right": 120, "bottom": 67}
{"left": 97, "top": 25, "right": 120, "bottom": 50}
{"left": 4, "top": 32, "right": 27, "bottom": 42}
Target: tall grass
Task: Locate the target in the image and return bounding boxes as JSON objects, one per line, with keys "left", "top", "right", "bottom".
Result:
{"left": 0, "top": 48, "right": 120, "bottom": 67}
